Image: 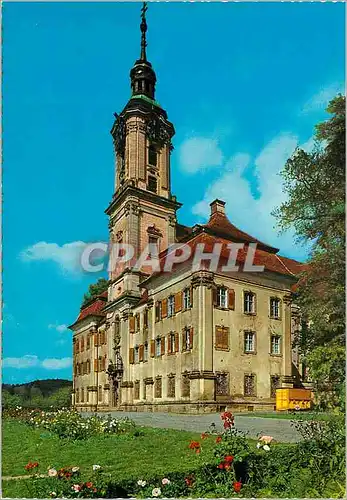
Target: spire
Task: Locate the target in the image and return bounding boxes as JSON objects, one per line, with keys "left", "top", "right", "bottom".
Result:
{"left": 130, "top": 1, "right": 156, "bottom": 100}
{"left": 140, "top": 2, "right": 148, "bottom": 61}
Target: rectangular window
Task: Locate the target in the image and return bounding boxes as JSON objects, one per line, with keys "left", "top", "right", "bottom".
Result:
{"left": 134, "top": 345, "right": 139, "bottom": 363}
{"left": 148, "top": 175, "right": 157, "bottom": 193}
{"left": 144, "top": 342, "right": 148, "bottom": 361}
{"left": 215, "top": 372, "right": 229, "bottom": 396}
{"left": 271, "top": 335, "right": 281, "bottom": 355}
{"left": 168, "top": 332, "right": 176, "bottom": 354}
{"left": 167, "top": 375, "right": 176, "bottom": 398}
{"left": 270, "top": 298, "right": 281, "bottom": 319}
{"left": 143, "top": 309, "right": 148, "bottom": 329}
{"left": 135, "top": 313, "right": 140, "bottom": 332}
{"left": 168, "top": 295, "right": 175, "bottom": 317}
{"left": 217, "top": 287, "right": 228, "bottom": 308}
{"left": 244, "top": 374, "right": 255, "bottom": 396}
{"left": 76, "top": 389, "right": 79, "bottom": 403}
{"left": 215, "top": 326, "right": 229, "bottom": 350}
{"left": 270, "top": 375, "right": 280, "bottom": 398}
{"left": 155, "top": 377, "right": 162, "bottom": 398}
{"left": 148, "top": 145, "right": 157, "bottom": 167}
{"left": 244, "top": 331, "right": 255, "bottom": 353}
{"left": 182, "top": 327, "right": 192, "bottom": 351}
{"left": 86, "top": 335, "right": 90, "bottom": 350}
{"left": 183, "top": 288, "right": 191, "bottom": 309}
{"left": 134, "top": 380, "right": 140, "bottom": 400}
{"left": 181, "top": 373, "right": 190, "bottom": 398}
{"left": 98, "top": 385, "right": 103, "bottom": 402}
{"left": 244, "top": 292, "right": 255, "bottom": 314}
{"left": 81, "top": 388, "right": 84, "bottom": 403}
{"left": 155, "top": 337, "right": 161, "bottom": 357}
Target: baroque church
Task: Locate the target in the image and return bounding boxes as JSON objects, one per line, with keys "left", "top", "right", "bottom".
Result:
{"left": 70, "top": 4, "right": 305, "bottom": 413}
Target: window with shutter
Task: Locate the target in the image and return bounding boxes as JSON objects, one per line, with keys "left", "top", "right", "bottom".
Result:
{"left": 162, "top": 298, "right": 168, "bottom": 318}
{"left": 182, "top": 327, "right": 193, "bottom": 351}
{"left": 144, "top": 342, "right": 148, "bottom": 361}
{"left": 129, "top": 316, "right": 135, "bottom": 334}
{"left": 155, "top": 337, "right": 161, "bottom": 356}
{"left": 139, "top": 344, "right": 144, "bottom": 362}
{"left": 183, "top": 288, "right": 191, "bottom": 309}
{"left": 134, "top": 345, "right": 139, "bottom": 363}
{"left": 215, "top": 326, "right": 229, "bottom": 350}
{"left": 76, "top": 339, "right": 80, "bottom": 353}
{"left": 94, "top": 359, "right": 98, "bottom": 372}
{"left": 161, "top": 336, "right": 165, "bottom": 356}
{"left": 217, "top": 287, "right": 228, "bottom": 308}
{"left": 129, "top": 347, "right": 135, "bottom": 364}
{"left": 155, "top": 302, "right": 160, "bottom": 322}
{"left": 86, "top": 335, "right": 90, "bottom": 349}
{"left": 94, "top": 333, "right": 98, "bottom": 347}
{"left": 168, "top": 332, "right": 176, "bottom": 354}
{"left": 81, "top": 337, "right": 84, "bottom": 352}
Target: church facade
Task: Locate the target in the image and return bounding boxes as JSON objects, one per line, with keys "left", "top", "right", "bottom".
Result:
{"left": 69, "top": 5, "right": 305, "bottom": 413}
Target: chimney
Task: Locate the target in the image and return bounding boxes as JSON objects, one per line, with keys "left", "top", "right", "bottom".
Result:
{"left": 210, "top": 199, "right": 226, "bottom": 216}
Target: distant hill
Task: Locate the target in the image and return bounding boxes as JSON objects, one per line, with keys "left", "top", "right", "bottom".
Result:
{"left": 3, "top": 379, "right": 72, "bottom": 399}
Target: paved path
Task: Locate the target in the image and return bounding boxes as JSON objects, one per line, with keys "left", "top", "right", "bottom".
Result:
{"left": 84, "top": 411, "right": 301, "bottom": 443}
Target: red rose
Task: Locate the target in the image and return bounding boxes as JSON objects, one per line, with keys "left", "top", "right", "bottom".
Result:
{"left": 201, "top": 433, "right": 209, "bottom": 439}
{"left": 225, "top": 455, "right": 234, "bottom": 463}
{"left": 216, "top": 436, "right": 222, "bottom": 443}
{"left": 185, "top": 477, "right": 193, "bottom": 487}
{"left": 189, "top": 441, "right": 200, "bottom": 450}
{"left": 217, "top": 463, "right": 224, "bottom": 469}
{"left": 85, "top": 482, "right": 93, "bottom": 489}
{"left": 233, "top": 481, "right": 242, "bottom": 493}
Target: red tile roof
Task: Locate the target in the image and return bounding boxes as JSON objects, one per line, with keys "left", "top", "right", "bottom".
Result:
{"left": 69, "top": 294, "right": 108, "bottom": 329}
{"left": 144, "top": 231, "right": 305, "bottom": 283}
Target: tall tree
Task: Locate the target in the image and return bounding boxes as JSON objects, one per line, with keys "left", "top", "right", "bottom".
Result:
{"left": 274, "top": 94, "right": 345, "bottom": 409}
{"left": 82, "top": 278, "right": 109, "bottom": 306}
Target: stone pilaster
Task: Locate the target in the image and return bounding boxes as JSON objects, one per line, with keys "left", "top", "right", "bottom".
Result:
{"left": 282, "top": 294, "right": 294, "bottom": 387}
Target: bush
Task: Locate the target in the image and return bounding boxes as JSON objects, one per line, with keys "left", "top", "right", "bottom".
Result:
{"left": 4, "top": 407, "right": 136, "bottom": 440}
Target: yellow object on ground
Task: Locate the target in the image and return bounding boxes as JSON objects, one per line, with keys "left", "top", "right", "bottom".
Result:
{"left": 276, "top": 388, "right": 312, "bottom": 411}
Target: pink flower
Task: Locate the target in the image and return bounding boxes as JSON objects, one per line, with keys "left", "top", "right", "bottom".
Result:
{"left": 72, "top": 484, "right": 81, "bottom": 492}
{"left": 259, "top": 435, "right": 274, "bottom": 444}
{"left": 162, "top": 478, "right": 171, "bottom": 485}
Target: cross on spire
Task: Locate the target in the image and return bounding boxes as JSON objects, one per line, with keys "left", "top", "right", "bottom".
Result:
{"left": 140, "top": 2, "right": 148, "bottom": 61}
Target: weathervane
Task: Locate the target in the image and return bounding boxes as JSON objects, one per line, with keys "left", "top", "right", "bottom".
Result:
{"left": 140, "top": 2, "right": 148, "bottom": 61}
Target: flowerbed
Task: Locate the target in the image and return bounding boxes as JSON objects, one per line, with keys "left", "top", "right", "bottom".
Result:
{"left": 14, "top": 410, "right": 345, "bottom": 498}
{"left": 4, "top": 406, "right": 135, "bottom": 440}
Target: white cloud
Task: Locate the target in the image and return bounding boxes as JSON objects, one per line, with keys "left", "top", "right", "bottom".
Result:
{"left": 41, "top": 357, "right": 72, "bottom": 370}
{"left": 19, "top": 241, "right": 88, "bottom": 274}
{"left": 179, "top": 137, "right": 224, "bottom": 173}
{"left": 300, "top": 82, "right": 344, "bottom": 115}
{"left": 48, "top": 323, "right": 69, "bottom": 333}
{"left": 3, "top": 355, "right": 39, "bottom": 369}
{"left": 192, "top": 133, "right": 310, "bottom": 260}
{"left": 3, "top": 355, "right": 72, "bottom": 370}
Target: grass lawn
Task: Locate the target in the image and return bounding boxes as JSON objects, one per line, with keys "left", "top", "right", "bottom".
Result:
{"left": 2, "top": 418, "right": 216, "bottom": 497}
{"left": 236, "top": 411, "right": 332, "bottom": 420}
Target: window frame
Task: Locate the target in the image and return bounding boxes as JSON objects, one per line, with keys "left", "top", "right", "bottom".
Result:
{"left": 244, "top": 373, "right": 256, "bottom": 397}
{"left": 244, "top": 331, "right": 256, "bottom": 354}
{"left": 148, "top": 144, "right": 158, "bottom": 167}
{"left": 244, "top": 291, "right": 256, "bottom": 314}
{"left": 183, "top": 327, "right": 192, "bottom": 351}
{"left": 134, "top": 345, "right": 139, "bottom": 363}
{"left": 270, "top": 297, "right": 281, "bottom": 319}
{"left": 155, "top": 337, "right": 161, "bottom": 357}
{"left": 168, "top": 295, "right": 175, "bottom": 317}
{"left": 183, "top": 288, "right": 191, "bottom": 310}
{"left": 217, "top": 286, "right": 228, "bottom": 308}
{"left": 270, "top": 335, "right": 281, "bottom": 355}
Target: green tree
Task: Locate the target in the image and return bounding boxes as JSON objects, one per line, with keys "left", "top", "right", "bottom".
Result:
{"left": 46, "top": 387, "right": 72, "bottom": 409}
{"left": 2, "top": 390, "right": 23, "bottom": 408}
{"left": 274, "top": 94, "right": 345, "bottom": 409}
{"left": 82, "top": 278, "right": 109, "bottom": 306}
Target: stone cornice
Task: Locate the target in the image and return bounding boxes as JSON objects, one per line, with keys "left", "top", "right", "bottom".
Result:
{"left": 191, "top": 271, "right": 215, "bottom": 290}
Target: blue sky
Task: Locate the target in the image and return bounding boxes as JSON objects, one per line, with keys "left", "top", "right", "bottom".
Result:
{"left": 3, "top": 2, "right": 345, "bottom": 384}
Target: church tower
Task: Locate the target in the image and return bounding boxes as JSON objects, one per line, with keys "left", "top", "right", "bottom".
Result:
{"left": 106, "top": 2, "right": 181, "bottom": 304}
